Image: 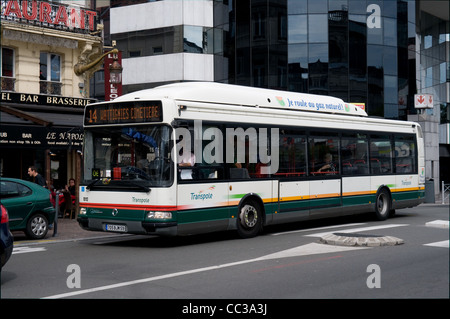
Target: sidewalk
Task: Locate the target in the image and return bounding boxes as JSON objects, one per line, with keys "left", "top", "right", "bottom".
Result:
{"left": 12, "top": 217, "right": 123, "bottom": 244}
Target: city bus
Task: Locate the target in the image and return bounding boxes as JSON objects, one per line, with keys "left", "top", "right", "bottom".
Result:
{"left": 77, "top": 82, "right": 425, "bottom": 238}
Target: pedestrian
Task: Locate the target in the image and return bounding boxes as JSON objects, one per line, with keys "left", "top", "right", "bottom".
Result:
{"left": 27, "top": 166, "right": 46, "bottom": 187}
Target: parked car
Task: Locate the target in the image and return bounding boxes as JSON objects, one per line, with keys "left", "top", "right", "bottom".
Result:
{"left": 1, "top": 203, "right": 13, "bottom": 269}
{"left": 0, "top": 178, "right": 56, "bottom": 239}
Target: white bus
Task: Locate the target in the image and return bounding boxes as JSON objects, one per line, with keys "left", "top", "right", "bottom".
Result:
{"left": 78, "top": 82, "right": 425, "bottom": 238}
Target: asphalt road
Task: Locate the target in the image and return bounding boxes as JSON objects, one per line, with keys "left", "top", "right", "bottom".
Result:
{"left": 1, "top": 204, "right": 448, "bottom": 310}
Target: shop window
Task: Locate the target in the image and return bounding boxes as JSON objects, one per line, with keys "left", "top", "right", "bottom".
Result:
{"left": 40, "top": 52, "right": 62, "bottom": 95}
{"left": 1, "top": 47, "right": 15, "bottom": 91}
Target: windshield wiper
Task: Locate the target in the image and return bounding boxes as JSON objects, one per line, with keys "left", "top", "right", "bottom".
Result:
{"left": 123, "top": 181, "right": 151, "bottom": 193}
{"left": 85, "top": 179, "right": 150, "bottom": 192}
{"left": 86, "top": 179, "right": 99, "bottom": 190}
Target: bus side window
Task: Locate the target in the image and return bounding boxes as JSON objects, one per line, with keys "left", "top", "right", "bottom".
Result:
{"left": 341, "top": 135, "right": 369, "bottom": 175}
{"left": 278, "top": 130, "right": 307, "bottom": 178}
{"left": 230, "top": 168, "right": 250, "bottom": 179}
{"left": 309, "top": 135, "right": 339, "bottom": 175}
{"left": 370, "top": 135, "right": 393, "bottom": 174}
{"left": 395, "top": 135, "right": 416, "bottom": 174}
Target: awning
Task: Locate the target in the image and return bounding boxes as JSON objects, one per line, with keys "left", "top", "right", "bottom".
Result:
{"left": 0, "top": 104, "right": 84, "bottom": 150}
{"left": 1, "top": 103, "right": 84, "bottom": 126}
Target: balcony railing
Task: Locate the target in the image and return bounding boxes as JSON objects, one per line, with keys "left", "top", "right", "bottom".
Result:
{"left": 1, "top": 77, "right": 15, "bottom": 91}
{"left": 40, "top": 81, "right": 62, "bottom": 95}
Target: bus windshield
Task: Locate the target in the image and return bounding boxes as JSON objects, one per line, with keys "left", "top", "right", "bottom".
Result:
{"left": 83, "top": 125, "right": 173, "bottom": 188}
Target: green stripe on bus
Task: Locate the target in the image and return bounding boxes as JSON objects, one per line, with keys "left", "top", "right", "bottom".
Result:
{"left": 177, "top": 207, "right": 230, "bottom": 224}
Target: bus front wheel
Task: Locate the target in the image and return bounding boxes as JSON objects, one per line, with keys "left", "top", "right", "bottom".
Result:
{"left": 236, "top": 200, "right": 262, "bottom": 238}
{"left": 374, "top": 188, "right": 391, "bottom": 221}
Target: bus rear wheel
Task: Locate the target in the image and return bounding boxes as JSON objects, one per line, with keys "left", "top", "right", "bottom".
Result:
{"left": 236, "top": 200, "right": 262, "bottom": 238}
{"left": 374, "top": 189, "right": 391, "bottom": 221}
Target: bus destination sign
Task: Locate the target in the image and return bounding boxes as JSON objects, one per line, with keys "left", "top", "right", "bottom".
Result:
{"left": 84, "top": 101, "right": 163, "bottom": 125}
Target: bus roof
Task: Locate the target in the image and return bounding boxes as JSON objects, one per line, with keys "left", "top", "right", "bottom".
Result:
{"left": 114, "top": 82, "right": 368, "bottom": 117}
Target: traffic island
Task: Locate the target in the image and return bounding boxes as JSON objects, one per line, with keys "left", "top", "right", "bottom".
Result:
{"left": 320, "top": 233, "right": 404, "bottom": 247}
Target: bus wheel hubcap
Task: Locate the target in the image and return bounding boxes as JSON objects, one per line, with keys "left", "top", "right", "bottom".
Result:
{"left": 377, "top": 193, "right": 387, "bottom": 215}
{"left": 240, "top": 205, "right": 258, "bottom": 228}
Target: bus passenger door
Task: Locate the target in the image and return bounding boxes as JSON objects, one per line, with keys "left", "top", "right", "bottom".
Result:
{"left": 309, "top": 178, "right": 342, "bottom": 218}
{"left": 277, "top": 180, "right": 310, "bottom": 223}
{"left": 177, "top": 181, "right": 230, "bottom": 234}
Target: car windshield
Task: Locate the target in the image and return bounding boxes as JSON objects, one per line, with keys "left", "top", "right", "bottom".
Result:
{"left": 83, "top": 125, "right": 173, "bottom": 189}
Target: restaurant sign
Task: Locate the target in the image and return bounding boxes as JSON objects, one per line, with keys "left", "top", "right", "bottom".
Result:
{"left": 0, "top": 125, "right": 83, "bottom": 150}
{"left": 1, "top": 91, "right": 95, "bottom": 108}
{"left": 1, "top": 0, "right": 98, "bottom": 32}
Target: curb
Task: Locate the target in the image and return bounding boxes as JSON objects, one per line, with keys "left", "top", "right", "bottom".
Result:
{"left": 320, "top": 233, "right": 404, "bottom": 247}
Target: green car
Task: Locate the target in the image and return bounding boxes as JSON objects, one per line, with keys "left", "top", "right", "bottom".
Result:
{"left": 0, "top": 177, "right": 56, "bottom": 239}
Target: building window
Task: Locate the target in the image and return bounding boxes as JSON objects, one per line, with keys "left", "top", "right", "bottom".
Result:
{"left": 288, "top": 15, "right": 307, "bottom": 43}
{"left": 1, "top": 47, "right": 15, "bottom": 91}
{"left": 184, "top": 25, "right": 205, "bottom": 53}
{"left": 40, "top": 52, "right": 62, "bottom": 95}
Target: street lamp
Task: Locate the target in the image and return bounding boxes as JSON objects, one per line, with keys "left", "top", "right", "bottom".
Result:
{"left": 74, "top": 48, "right": 121, "bottom": 77}
{"left": 74, "top": 47, "right": 123, "bottom": 98}
{"left": 109, "top": 57, "right": 123, "bottom": 84}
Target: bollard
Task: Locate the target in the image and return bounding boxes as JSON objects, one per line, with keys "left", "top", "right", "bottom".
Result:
{"left": 53, "top": 191, "right": 60, "bottom": 237}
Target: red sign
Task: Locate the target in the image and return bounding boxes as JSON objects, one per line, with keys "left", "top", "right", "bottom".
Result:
{"left": 414, "top": 94, "right": 433, "bottom": 109}
{"left": 104, "top": 51, "right": 123, "bottom": 101}
{"left": 1, "top": 0, "right": 97, "bottom": 31}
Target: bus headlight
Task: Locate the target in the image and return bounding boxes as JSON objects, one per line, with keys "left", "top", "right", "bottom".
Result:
{"left": 146, "top": 211, "right": 172, "bottom": 219}
{"left": 79, "top": 208, "right": 87, "bottom": 215}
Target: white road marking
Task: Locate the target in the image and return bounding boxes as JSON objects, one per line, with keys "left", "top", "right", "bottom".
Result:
{"left": 12, "top": 246, "right": 47, "bottom": 254}
{"left": 424, "top": 240, "right": 449, "bottom": 248}
{"left": 425, "top": 220, "right": 449, "bottom": 229}
{"left": 255, "top": 242, "right": 368, "bottom": 260}
{"left": 270, "top": 223, "right": 366, "bottom": 236}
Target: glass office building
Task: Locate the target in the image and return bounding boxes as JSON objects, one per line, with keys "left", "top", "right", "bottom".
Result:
{"left": 214, "top": 0, "right": 443, "bottom": 120}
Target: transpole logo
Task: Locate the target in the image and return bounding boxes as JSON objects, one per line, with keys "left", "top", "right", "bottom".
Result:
{"left": 401, "top": 176, "right": 413, "bottom": 186}
{"left": 191, "top": 186, "right": 215, "bottom": 201}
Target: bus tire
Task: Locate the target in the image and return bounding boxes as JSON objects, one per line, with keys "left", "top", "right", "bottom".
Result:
{"left": 236, "top": 199, "right": 262, "bottom": 238}
{"left": 374, "top": 188, "right": 391, "bottom": 221}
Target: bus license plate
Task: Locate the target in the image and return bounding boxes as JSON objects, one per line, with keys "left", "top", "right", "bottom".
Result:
{"left": 105, "top": 224, "right": 127, "bottom": 232}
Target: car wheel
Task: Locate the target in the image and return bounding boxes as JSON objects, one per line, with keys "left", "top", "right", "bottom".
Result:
{"left": 26, "top": 214, "right": 48, "bottom": 239}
